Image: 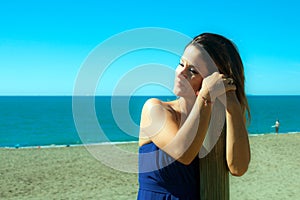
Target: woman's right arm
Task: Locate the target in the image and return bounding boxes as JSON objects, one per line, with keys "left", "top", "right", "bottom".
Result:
{"left": 139, "top": 89, "right": 212, "bottom": 165}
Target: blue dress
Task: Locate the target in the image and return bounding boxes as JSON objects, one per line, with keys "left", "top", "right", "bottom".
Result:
{"left": 137, "top": 142, "right": 200, "bottom": 200}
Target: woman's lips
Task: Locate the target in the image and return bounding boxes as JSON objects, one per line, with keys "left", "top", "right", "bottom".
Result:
{"left": 175, "top": 76, "right": 189, "bottom": 88}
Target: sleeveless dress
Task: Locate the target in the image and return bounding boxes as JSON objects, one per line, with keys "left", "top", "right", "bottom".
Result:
{"left": 137, "top": 142, "right": 200, "bottom": 200}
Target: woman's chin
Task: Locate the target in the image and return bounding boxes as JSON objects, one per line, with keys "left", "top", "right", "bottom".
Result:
{"left": 173, "top": 88, "right": 182, "bottom": 96}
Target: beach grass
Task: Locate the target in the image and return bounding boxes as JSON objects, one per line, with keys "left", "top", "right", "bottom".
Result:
{"left": 1, "top": 133, "right": 299, "bottom": 200}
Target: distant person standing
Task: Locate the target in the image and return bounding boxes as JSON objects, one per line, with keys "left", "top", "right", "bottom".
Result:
{"left": 274, "top": 120, "right": 280, "bottom": 135}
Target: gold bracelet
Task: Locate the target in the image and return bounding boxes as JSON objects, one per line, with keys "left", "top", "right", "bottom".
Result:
{"left": 202, "top": 96, "right": 213, "bottom": 106}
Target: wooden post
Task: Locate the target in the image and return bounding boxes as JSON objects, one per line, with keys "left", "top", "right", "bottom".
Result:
{"left": 199, "top": 129, "right": 229, "bottom": 200}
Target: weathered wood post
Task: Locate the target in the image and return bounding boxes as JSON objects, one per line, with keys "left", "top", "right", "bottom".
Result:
{"left": 199, "top": 129, "right": 229, "bottom": 199}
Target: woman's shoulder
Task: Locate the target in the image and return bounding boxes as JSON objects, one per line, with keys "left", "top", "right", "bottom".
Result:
{"left": 142, "top": 98, "right": 177, "bottom": 115}
{"left": 142, "top": 98, "right": 164, "bottom": 111}
{"left": 139, "top": 98, "right": 164, "bottom": 147}
{"left": 141, "top": 98, "right": 180, "bottom": 127}
{"left": 143, "top": 98, "right": 176, "bottom": 107}
{"left": 139, "top": 98, "right": 179, "bottom": 147}
{"left": 145, "top": 97, "right": 163, "bottom": 105}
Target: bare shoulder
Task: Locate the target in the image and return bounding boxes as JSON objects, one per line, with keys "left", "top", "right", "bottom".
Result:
{"left": 141, "top": 98, "right": 165, "bottom": 114}
{"left": 139, "top": 98, "right": 163, "bottom": 146}
{"left": 142, "top": 98, "right": 176, "bottom": 115}
{"left": 139, "top": 98, "right": 177, "bottom": 146}
{"left": 144, "top": 98, "right": 163, "bottom": 106}
{"left": 144, "top": 98, "right": 177, "bottom": 108}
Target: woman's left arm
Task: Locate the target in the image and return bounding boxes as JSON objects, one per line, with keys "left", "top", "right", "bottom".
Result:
{"left": 226, "top": 91, "right": 251, "bottom": 176}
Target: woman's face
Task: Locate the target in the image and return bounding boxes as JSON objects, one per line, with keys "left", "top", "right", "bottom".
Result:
{"left": 173, "top": 45, "right": 209, "bottom": 97}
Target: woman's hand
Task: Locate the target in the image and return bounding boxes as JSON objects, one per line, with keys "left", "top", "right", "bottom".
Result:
{"left": 200, "top": 72, "right": 236, "bottom": 103}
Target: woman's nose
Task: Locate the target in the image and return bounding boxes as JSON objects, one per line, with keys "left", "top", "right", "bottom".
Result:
{"left": 177, "top": 65, "right": 188, "bottom": 78}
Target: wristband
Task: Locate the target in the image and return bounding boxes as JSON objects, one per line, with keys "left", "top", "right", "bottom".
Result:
{"left": 202, "top": 96, "right": 213, "bottom": 106}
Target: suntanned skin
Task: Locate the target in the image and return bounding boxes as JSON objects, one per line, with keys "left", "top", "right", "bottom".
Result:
{"left": 225, "top": 91, "right": 250, "bottom": 176}
{"left": 139, "top": 45, "right": 250, "bottom": 176}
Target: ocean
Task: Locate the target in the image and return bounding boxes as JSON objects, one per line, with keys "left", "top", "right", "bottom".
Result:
{"left": 0, "top": 96, "right": 299, "bottom": 148}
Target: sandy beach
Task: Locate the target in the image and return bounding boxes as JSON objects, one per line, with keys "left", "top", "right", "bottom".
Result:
{"left": 1, "top": 133, "right": 299, "bottom": 200}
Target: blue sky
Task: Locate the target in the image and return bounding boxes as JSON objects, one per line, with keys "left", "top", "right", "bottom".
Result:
{"left": 0, "top": 0, "right": 299, "bottom": 95}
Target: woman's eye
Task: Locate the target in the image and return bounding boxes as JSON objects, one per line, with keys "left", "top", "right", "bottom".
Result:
{"left": 179, "top": 63, "right": 184, "bottom": 67}
{"left": 189, "top": 68, "right": 199, "bottom": 74}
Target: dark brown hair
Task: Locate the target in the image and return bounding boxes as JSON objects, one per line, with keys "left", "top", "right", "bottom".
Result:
{"left": 189, "top": 33, "right": 250, "bottom": 121}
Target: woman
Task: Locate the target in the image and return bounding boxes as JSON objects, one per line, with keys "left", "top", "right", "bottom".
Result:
{"left": 137, "top": 33, "right": 251, "bottom": 199}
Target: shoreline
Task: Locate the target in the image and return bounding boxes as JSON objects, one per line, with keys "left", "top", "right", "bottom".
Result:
{"left": 0, "top": 140, "right": 139, "bottom": 149}
{"left": 1, "top": 132, "right": 299, "bottom": 149}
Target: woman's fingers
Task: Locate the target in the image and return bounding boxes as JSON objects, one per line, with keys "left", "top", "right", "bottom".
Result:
{"left": 222, "top": 76, "right": 236, "bottom": 92}
{"left": 226, "top": 83, "right": 236, "bottom": 92}
{"left": 201, "top": 72, "right": 225, "bottom": 101}
{"left": 201, "top": 73, "right": 237, "bottom": 102}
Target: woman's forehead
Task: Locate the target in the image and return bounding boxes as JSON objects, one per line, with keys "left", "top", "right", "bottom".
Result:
{"left": 181, "top": 45, "right": 204, "bottom": 67}
{"left": 181, "top": 44, "right": 218, "bottom": 76}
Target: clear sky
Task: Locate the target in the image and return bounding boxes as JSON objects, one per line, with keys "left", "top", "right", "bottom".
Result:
{"left": 1, "top": 0, "right": 299, "bottom": 95}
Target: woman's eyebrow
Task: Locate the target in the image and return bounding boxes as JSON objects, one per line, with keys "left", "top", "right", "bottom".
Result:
{"left": 181, "top": 58, "right": 197, "bottom": 68}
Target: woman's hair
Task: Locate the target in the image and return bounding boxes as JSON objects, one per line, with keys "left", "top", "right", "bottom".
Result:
{"left": 189, "top": 33, "right": 250, "bottom": 121}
